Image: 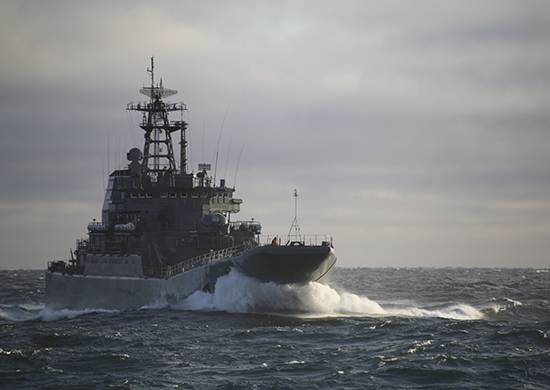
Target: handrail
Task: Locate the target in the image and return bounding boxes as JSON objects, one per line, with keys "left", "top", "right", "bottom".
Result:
{"left": 160, "top": 241, "right": 257, "bottom": 279}
{"left": 257, "top": 234, "right": 333, "bottom": 246}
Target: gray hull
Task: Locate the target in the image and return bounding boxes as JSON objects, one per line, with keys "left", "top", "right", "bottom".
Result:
{"left": 45, "top": 260, "right": 231, "bottom": 310}
{"left": 232, "top": 245, "right": 337, "bottom": 284}
{"left": 45, "top": 245, "right": 336, "bottom": 310}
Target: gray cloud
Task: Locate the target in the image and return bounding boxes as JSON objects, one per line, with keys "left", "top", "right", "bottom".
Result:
{"left": 1, "top": 0, "right": 549, "bottom": 268}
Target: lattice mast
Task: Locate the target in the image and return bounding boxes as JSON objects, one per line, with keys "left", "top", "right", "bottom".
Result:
{"left": 126, "top": 57, "right": 188, "bottom": 179}
{"left": 287, "top": 189, "right": 302, "bottom": 243}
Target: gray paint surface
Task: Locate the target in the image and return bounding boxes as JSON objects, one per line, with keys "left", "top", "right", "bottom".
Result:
{"left": 83, "top": 254, "right": 144, "bottom": 277}
{"left": 45, "top": 260, "right": 232, "bottom": 310}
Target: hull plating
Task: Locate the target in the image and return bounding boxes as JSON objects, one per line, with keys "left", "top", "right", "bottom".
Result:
{"left": 45, "top": 260, "right": 231, "bottom": 310}
{"left": 46, "top": 246, "right": 336, "bottom": 310}
{"left": 232, "top": 245, "right": 337, "bottom": 284}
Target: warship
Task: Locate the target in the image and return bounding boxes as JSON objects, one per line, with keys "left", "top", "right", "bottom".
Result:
{"left": 45, "top": 58, "right": 337, "bottom": 310}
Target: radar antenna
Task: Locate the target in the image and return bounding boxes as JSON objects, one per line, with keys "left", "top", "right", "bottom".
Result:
{"left": 286, "top": 189, "right": 302, "bottom": 243}
{"left": 127, "top": 57, "right": 188, "bottom": 180}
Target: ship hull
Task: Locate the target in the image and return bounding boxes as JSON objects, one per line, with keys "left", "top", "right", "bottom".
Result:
{"left": 232, "top": 245, "right": 337, "bottom": 284}
{"left": 45, "top": 260, "right": 232, "bottom": 310}
{"left": 45, "top": 245, "right": 337, "bottom": 310}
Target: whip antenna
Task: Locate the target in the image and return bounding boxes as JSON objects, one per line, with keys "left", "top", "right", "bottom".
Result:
{"left": 286, "top": 189, "right": 302, "bottom": 243}
{"left": 232, "top": 144, "right": 245, "bottom": 188}
{"left": 213, "top": 108, "right": 228, "bottom": 185}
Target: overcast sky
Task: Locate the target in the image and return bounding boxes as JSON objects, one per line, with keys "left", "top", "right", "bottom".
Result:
{"left": 1, "top": 0, "right": 549, "bottom": 269}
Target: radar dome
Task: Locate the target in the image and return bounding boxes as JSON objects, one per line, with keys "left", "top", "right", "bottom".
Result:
{"left": 127, "top": 148, "right": 143, "bottom": 162}
{"left": 200, "top": 213, "right": 228, "bottom": 227}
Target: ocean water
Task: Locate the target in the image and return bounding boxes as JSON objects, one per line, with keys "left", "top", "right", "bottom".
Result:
{"left": 0, "top": 268, "right": 549, "bottom": 389}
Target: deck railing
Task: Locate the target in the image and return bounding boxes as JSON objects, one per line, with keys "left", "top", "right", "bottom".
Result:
{"left": 257, "top": 234, "right": 333, "bottom": 247}
{"left": 160, "top": 241, "right": 257, "bottom": 279}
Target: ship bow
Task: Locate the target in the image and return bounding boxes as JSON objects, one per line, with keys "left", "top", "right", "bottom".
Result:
{"left": 232, "top": 245, "right": 336, "bottom": 284}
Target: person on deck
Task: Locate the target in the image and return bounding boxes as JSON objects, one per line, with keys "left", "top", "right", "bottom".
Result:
{"left": 271, "top": 236, "right": 279, "bottom": 246}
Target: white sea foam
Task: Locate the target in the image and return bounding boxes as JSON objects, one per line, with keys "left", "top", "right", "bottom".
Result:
{"left": 486, "top": 296, "right": 524, "bottom": 314}
{"left": 407, "top": 340, "right": 433, "bottom": 354}
{"left": 504, "top": 297, "right": 523, "bottom": 306}
{"left": 177, "top": 269, "right": 485, "bottom": 320}
{"left": 286, "top": 360, "right": 305, "bottom": 365}
{"left": 386, "top": 304, "right": 485, "bottom": 320}
{"left": 138, "top": 298, "right": 169, "bottom": 310}
{"left": 1, "top": 270, "right": 485, "bottom": 322}
{"left": 0, "top": 304, "right": 117, "bottom": 322}
{"left": 39, "top": 308, "right": 118, "bottom": 321}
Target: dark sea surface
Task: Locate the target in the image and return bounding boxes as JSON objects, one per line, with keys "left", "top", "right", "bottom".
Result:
{"left": 1, "top": 268, "right": 549, "bottom": 389}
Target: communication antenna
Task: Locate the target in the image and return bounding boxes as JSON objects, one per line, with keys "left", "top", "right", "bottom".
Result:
{"left": 286, "top": 189, "right": 302, "bottom": 243}
{"left": 223, "top": 132, "right": 233, "bottom": 180}
{"left": 107, "top": 134, "right": 110, "bottom": 174}
{"left": 148, "top": 56, "right": 154, "bottom": 90}
{"left": 213, "top": 109, "right": 228, "bottom": 185}
{"left": 232, "top": 144, "right": 245, "bottom": 188}
{"left": 101, "top": 156, "right": 105, "bottom": 191}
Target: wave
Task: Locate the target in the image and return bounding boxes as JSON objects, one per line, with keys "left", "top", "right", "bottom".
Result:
{"left": 481, "top": 296, "right": 549, "bottom": 321}
{"left": 177, "top": 270, "right": 485, "bottom": 320}
{"left": 0, "top": 303, "right": 117, "bottom": 322}
{"left": 1, "top": 269, "right": 490, "bottom": 322}
{"left": 486, "top": 297, "right": 523, "bottom": 314}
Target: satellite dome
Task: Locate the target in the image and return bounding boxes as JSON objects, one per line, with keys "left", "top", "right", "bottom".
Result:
{"left": 200, "top": 213, "right": 228, "bottom": 227}
{"left": 127, "top": 148, "right": 143, "bottom": 162}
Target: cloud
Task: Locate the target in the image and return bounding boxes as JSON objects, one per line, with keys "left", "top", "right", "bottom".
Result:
{"left": 1, "top": 1, "right": 549, "bottom": 268}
